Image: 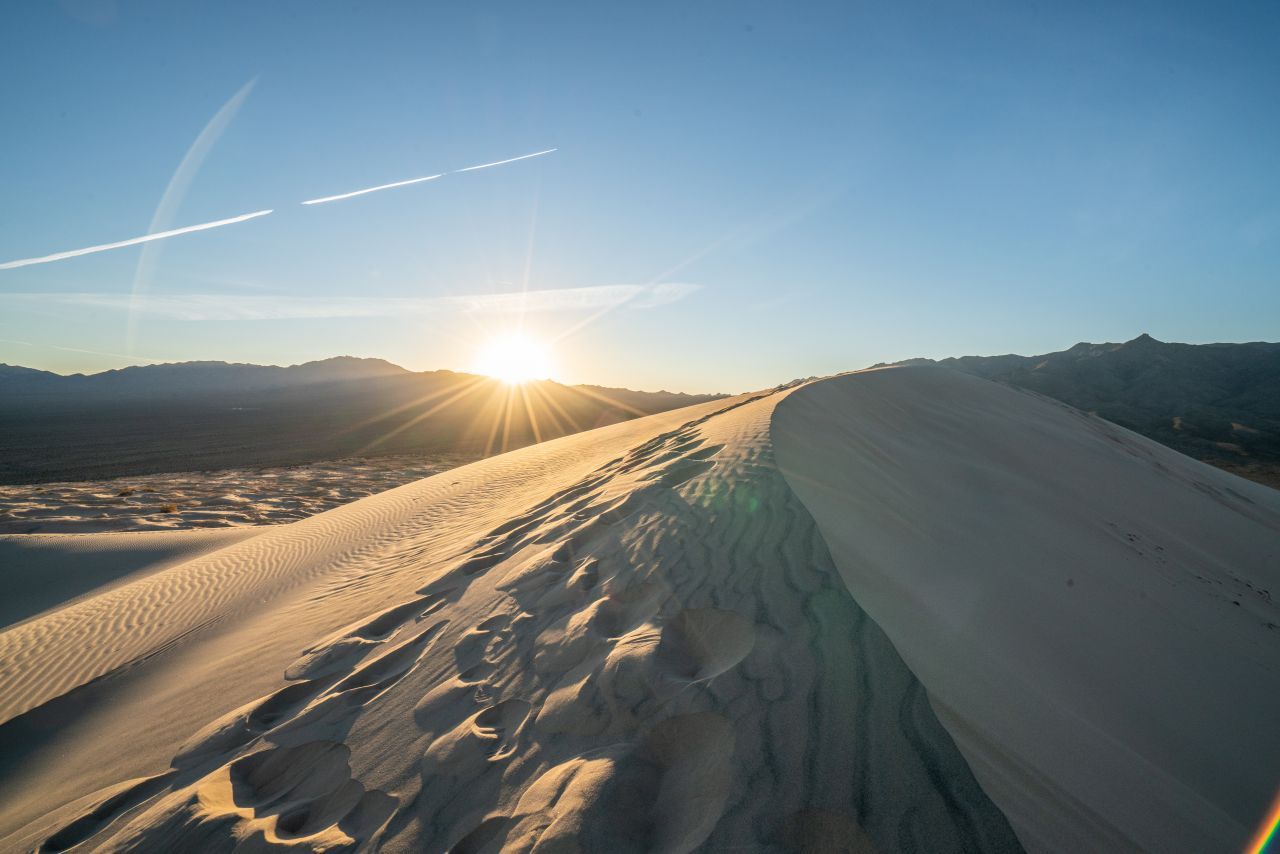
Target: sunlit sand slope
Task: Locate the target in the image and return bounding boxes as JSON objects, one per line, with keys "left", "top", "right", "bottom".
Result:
{"left": 774, "top": 366, "right": 1280, "bottom": 854}
{"left": 0, "top": 384, "right": 1021, "bottom": 852}
{"left": 0, "top": 528, "right": 260, "bottom": 629}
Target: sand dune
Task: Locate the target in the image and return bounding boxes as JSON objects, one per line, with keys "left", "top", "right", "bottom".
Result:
{"left": 775, "top": 367, "right": 1280, "bottom": 853}
{"left": 0, "top": 368, "right": 1275, "bottom": 852}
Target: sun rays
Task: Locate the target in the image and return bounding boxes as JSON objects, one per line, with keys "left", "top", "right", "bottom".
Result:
{"left": 473, "top": 332, "right": 555, "bottom": 385}
{"left": 343, "top": 365, "right": 647, "bottom": 461}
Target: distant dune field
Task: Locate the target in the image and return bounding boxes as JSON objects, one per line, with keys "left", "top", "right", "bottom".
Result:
{"left": 0, "top": 368, "right": 1276, "bottom": 853}
{"left": 0, "top": 454, "right": 467, "bottom": 533}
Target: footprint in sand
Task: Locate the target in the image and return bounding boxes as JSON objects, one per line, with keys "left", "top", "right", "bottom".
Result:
{"left": 59, "top": 741, "right": 397, "bottom": 851}
{"left": 453, "top": 615, "right": 511, "bottom": 671}
{"left": 535, "top": 607, "right": 754, "bottom": 736}
{"left": 651, "top": 457, "right": 716, "bottom": 488}
{"left": 532, "top": 580, "right": 666, "bottom": 678}
{"left": 285, "top": 592, "right": 449, "bottom": 681}
{"left": 39, "top": 772, "right": 178, "bottom": 853}
{"left": 172, "top": 679, "right": 326, "bottom": 769}
{"left": 199, "top": 741, "right": 396, "bottom": 846}
{"left": 328, "top": 620, "right": 449, "bottom": 696}
{"left": 416, "top": 699, "right": 534, "bottom": 823}
{"left": 496, "top": 712, "right": 735, "bottom": 853}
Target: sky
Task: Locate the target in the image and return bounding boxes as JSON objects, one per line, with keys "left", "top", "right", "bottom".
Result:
{"left": 1, "top": 1, "right": 1277, "bottom": 393}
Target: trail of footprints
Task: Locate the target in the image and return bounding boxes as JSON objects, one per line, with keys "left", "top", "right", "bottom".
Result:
{"left": 38, "top": 399, "right": 761, "bottom": 853}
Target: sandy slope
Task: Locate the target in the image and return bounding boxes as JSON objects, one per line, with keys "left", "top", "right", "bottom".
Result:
{"left": 0, "top": 383, "right": 1018, "bottom": 852}
{"left": 1, "top": 367, "right": 1274, "bottom": 853}
{"left": 774, "top": 366, "right": 1280, "bottom": 853}
{"left": 0, "top": 528, "right": 261, "bottom": 629}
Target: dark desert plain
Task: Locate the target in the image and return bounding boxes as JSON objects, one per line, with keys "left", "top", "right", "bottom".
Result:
{"left": 3, "top": 2, "right": 1280, "bottom": 853}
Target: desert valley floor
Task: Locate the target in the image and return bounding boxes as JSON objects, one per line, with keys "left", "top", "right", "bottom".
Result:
{"left": 1, "top": 367, "right": 1277, "bottom": 853}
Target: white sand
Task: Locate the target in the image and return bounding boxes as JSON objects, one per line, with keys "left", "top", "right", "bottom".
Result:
{"left": 774, "top": 366, "right": 1280, "bottom": 853}
{"left": 0, "top": 367, "right": 1274, "bottom": 852}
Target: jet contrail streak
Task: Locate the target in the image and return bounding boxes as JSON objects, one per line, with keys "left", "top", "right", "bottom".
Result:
{"left": 299, "top": 147, "right": 556, "bottom": 206}
{"left": 300, "top": 173, "right": 443, "bottom": 206}
{"left": 1, "top": 146, "right": 556, "bottom": 270}
{"left": 0, "top": 337, "right": 172, "bottom": 363}
{"left": 0, "top": 209, "right": 274, "bottom": 270}
{"left": 452, "top": 148, "right": 558, "bottom": 173}
{"left": 131, "top": 77, "right": 258, "bottom": 348}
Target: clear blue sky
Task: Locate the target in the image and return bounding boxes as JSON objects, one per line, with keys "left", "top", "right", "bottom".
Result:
{"left": 2, "top": 1, "right": 1277, "bottom": 392}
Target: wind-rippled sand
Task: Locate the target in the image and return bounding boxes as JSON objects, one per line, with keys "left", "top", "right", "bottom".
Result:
{"left": 0, "top": 455, "right": 470, "bottom": 533}
{"left": 0, "top": 368, "right": 1276, "bottom": 853}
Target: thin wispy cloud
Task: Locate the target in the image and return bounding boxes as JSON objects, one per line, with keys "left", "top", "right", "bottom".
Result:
{"left": 300, "top": 173, "right": 443, "bottom": 206}
{"left": 1, "top": 283, "right": 699, "bottom": 321}
{"left": 0, "top": 210, "right": 274, "bottom": 271}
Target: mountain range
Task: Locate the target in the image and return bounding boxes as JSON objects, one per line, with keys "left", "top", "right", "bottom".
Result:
{"left": 5, "top": 335, "right": 1278, "bottom": 488}
{"left": 881, "top": 334, "right": 1280, "bottom": 487}
{"left": 0, "top": 358, "right": 723, "bottom": 484}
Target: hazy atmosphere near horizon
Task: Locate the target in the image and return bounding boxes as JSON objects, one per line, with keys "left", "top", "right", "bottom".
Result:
{"left": 3, "top": 2, "right": 1279, "bottom": 391}
{"left": 3, "top": 5, "right": 1280, "bottom": 854}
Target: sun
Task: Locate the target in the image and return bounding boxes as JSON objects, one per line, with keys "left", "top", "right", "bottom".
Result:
{"left": 474, "top": 333, "right": 556, "bottom": 384}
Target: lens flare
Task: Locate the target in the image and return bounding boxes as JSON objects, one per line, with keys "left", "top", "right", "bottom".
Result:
{"left": 474, "top": 333, "right": 555, "bottom": 384}
{"left": 1246, "top": 788, "right": 1280, "bottom": 854}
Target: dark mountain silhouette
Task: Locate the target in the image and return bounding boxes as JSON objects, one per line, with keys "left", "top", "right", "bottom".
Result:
{"left": 1, "top": 357, "right": 410, "bottom": 396}
{"left": 0, "top": 358, "right": 724, "bottom": 484}
{"left": 881, "top": 334, "right": 1280, "bottom": 487}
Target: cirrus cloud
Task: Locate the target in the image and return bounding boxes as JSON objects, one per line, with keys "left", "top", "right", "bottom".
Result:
{"left": 0, "top": 283, "right": 699, "bottom": 321}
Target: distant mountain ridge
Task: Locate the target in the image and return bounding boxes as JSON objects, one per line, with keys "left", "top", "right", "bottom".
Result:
{"left": 0, "top": 356, "right": 718, "bottom": 406}
{"left": 0, "top": 358, "right": 724, "bottom": 484}
{"left": 0, "top": 356, "right": 407, "bottom": 395}
{"left": 881, "top": 334, "right": 1280, "bottom": 487}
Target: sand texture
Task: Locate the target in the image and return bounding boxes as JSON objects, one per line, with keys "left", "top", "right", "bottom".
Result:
{"left": 0, "top": 367, "right": 1275, "bottom": 852}
{"left": 775, "top": 366, "right": 1280, "bottom": 853}
{"left": 0, "top": 454, "right": 467, "bottom": 533}
{"left": 0, "top": 528, "right": 261, "bottom": 629}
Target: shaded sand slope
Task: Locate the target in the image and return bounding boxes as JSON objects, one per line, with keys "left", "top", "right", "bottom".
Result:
{"left": 0, "top": 384, "right": 1022, "bottom": 852}
{"left": 774, "top": 366, "right": 1280, "bottom": 854}
{"left": 0, "top": 528, "right": 261, "bottom": 629}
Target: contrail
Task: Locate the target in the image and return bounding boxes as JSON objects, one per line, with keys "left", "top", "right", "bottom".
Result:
{"left": 0, "top": 209, "right": 274, "bottom": 270}
{"left": 299, "top": 147, "right": 557, "bottom": 206}
{"left": 131, "top": 77, "right": 258, "bottom": 348}
{"left": 0, "top": 337, "right": 172, "bottom": 364}
{"left": 0, "top": 146, "right": 556, "bottom": 269}
{"left": 453, "top": 148, "right": 557, "bottom": 173}
{"left": 300, "top": 173, "right": 442, "bottom": 206}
